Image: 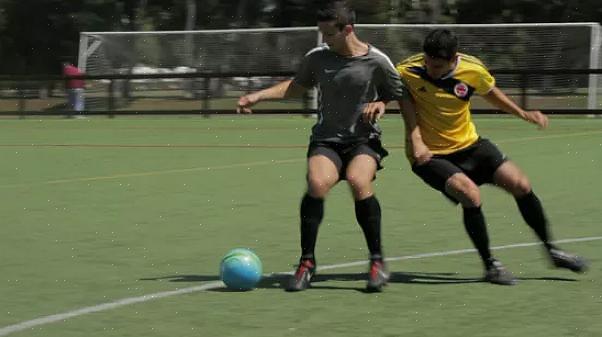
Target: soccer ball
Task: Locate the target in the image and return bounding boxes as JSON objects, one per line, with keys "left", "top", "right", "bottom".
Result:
{"left": 219, "top": 248, "right": 263, "bottom": 290}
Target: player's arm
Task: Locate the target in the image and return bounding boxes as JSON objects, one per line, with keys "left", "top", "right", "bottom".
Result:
{"left": 399, "top": 97, "right": 432, "bottom": 165}
{"left": 483, "top": 87, "right": 548, "bottom": 129}
{"left": 363, "top": 55, "right": 413, "bottom": 123}
{"left": 237, "top": 80, "right": 307, "bottom": 113}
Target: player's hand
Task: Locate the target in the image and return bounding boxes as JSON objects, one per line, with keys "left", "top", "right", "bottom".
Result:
{"left": 236, "top": 93, "right": 260, "bottom": 114}
{"left": 523, "top": 110, "right": 548, "bottom": 129}
{"left": 413, "top": 142, "right": 433, "bottom": 166}
{"left": 363, "top": 101, "right": 387, "bottom": 123}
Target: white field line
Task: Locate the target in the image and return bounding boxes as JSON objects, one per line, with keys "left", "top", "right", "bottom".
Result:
{"left": 1, "top": 236, "right": 600, "bottom": 336}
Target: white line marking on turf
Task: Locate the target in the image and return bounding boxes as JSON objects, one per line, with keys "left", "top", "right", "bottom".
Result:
{"left": 0, "top": 282, "right": 223, "bottom": 337}
{"left": 1, "top": 236, "right": 600, "bottom": 336}
{"left": 318, "top": 236, "right": 602, "bottom": 271}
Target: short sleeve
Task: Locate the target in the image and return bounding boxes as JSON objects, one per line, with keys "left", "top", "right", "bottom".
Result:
{"left": 376, "top": 56, "right": 406, "bottom": 101}
{"left": 474, "top": 67, "right": 496, "bottom": 95}
{"left": 292, "top": 52, "right": 316, "bottom": 89}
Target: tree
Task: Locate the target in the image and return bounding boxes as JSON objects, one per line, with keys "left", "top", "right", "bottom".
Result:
{"left": 0, "top": 0, "right": 125, "bottom": 74}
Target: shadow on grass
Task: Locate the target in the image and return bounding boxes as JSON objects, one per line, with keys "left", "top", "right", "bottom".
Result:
{"left": 140, "top": 271, "right": 577, "bottom": 293}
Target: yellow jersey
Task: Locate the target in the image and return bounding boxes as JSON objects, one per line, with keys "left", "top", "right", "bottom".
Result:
{"left": 397, "top": 53, "right": 495, "bottom": 160}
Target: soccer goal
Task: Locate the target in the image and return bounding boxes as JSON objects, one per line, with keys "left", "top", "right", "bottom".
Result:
{"left": 78, "top": 23, "right": 601, "bottom": 111}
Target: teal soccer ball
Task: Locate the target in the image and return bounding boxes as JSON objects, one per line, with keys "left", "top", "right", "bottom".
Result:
{"left": 219, "top": 248, "right": 263, "bottom": 290}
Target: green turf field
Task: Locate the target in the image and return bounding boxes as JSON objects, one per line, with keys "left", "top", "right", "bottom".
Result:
{"left": 0, "top": 115, "right": 601, "bottom": 337}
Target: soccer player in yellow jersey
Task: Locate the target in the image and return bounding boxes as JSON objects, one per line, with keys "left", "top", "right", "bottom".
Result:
{"left": 395, "top": 29, "right": 588, "bottom": 285}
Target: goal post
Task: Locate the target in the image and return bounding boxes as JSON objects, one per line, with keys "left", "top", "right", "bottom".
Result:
{"left": 588, "top": 24, "right": 601, "bottom": 109}
{"left": 78, "top": 23, "right": 601, "bottom": 112}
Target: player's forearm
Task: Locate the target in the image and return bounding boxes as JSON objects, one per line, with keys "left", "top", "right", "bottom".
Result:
{"left": 254, "top": 80, "right": 292, "bottom": 101}
{"left": 399, "top": 98, "right": 426, "bottom": 146}
{"left": 484, "top": 87, "right": 529, "bottom": 120}
{"left": 406, "top": 124, "right": 426, "bottom": 151}
{"left": 256, "top": 80, "right": 305, "bottom": 101}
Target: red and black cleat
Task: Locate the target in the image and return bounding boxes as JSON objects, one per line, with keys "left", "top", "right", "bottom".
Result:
{"left": 366, "top": 259, "right": 389, "bottom": 292}
{"left": 286, "top": 258, "right": 316, "bottom": 292}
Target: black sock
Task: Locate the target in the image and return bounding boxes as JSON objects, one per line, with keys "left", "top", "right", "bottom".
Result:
{"left": 354, "top": 195, "right": 383, "bottom": 259}
{"left": 463, "top": 206, "right": 493, "bottom": 267}
{"left": 516, "top": 190, "right": 553, "bottom": 250}
{"left": 300, "top": 193, "right": 324, "bottom": 259}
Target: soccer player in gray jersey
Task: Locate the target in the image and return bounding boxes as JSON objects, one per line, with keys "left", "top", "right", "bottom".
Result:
{"left": 237, "top": 1, "right": 409, "bottom": 292}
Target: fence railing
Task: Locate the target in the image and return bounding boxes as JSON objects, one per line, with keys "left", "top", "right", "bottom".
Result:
{"left": 1, "top": 69, "right": 602, "bottom": 116}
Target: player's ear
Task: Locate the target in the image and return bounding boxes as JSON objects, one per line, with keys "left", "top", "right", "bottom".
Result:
{"left": 449, "top": 53, "right": 458, "bottom": 64}
{"left": 343, "top": 24, "right": 353, "bottom": 34}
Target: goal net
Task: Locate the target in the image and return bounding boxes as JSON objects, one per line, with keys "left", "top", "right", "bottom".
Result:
{"left": 79, "top": 23, "right": 601, "bottom": 112}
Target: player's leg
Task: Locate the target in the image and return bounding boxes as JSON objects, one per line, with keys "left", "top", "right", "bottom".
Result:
{"left": 493, "top": 161, "right": 588, "bottom": 273}
{"left": 75, "top": 89, "right": 85, "bottom": 112}
{"left": 492, "top": 160, "right": 553, "bottom": 245}
{"left": 346, "top": 154, "right": 381, "bottom": 257}
{"left": 414, "top": 158, "right": 515, "bottom": 285}
{"left": 67, "top": 89, "right": 77, "bottom": 111}
{"left": 444, "top": 172, "right": 492, "bottom": 260}
{"left": 446, "top": 172, "right": 517, "bottom": 284}
{"left": 414, "top": 158, "right": 491, "bottom": 262}
{"left": 301, "top": 154, "right": 340, "bottom": 258}
{"left": 346, "top": 149, "right": 387, "bottom": 291}
{"left": 287, "top": 149, "right": 341, "bottom": 292}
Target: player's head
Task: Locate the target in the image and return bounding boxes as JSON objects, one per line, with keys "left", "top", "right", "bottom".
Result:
{"left": 316, "top": 1, "right": 356, "bottom": 49}
{"left": 423, "top": 29, "right": 458, "bottom": 79}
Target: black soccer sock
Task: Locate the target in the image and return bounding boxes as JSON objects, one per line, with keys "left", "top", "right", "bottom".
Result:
{"left": 354, "top": 195, "right": 383, "bottom": 259}
{"left": 463, "top": 206, "right": 493, "bottom": 267}
{"left": 515, "top": 190, "right": 554, "bottom": 250}
{"left": 300, "top": 193, "right": 324, "bottom": 259}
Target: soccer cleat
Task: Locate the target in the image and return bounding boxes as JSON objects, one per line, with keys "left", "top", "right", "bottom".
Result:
{"left": 366, "top": 259, "right": 389, "bottom": 292}
{"left": 484, "top": 259, "right": 517, "bottom": 285}
{"left": 549, "top": 248, "right": 588, "bottom": 273}
{"left": 286, "top": 258, "right": 316, "bottom": 292}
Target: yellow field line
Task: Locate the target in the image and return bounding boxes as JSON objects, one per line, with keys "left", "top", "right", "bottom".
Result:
{"left": 1, "top": 130, "right": 601, "bottom": 150}
{"left": 0, "top": 158, "right": 303, "bottom": 189}
{"left": 0, "top": 130, "right": 600, "bottom": 189}
{"left": 493, "top": 130, "right": 602, "bottom": 144}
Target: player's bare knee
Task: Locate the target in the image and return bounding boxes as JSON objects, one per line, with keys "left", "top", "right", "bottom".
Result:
{"left": 511, "top": 177, "right": 532, "bottom": 197}
{"left": 346, "top": 174, "right": 370, "bottom": 190}
{"left": 307, "top": 185, "right": 329, "bottom": 198}
{"left": 350, "top": 187, "right": 372, "bottom": 199}
{"left": 455, "top": 186, "right": 480, "bottom": 207}
{"left": 466, "top": 190, "right": 481, "bottom": 207}
{"left": 349, "top": 183, "right": 372, "bottom": 200}
{"left": 447, "top": 175, "right": 480, "bottom": 207}
{"left": 307, "top": 176, "right": 335, "bottom": 197}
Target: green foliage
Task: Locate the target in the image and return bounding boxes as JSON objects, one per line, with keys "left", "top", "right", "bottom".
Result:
{"left": 0, "top": 0, "right": 600, "bottom": 74}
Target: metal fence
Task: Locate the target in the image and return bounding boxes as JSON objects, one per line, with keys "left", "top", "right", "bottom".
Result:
{"left": 1, "top": 69, "right": 602, "bottom": 117}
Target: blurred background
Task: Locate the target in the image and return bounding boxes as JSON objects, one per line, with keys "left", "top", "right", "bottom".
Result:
{"left": 0, "top": 0, "right": 601, "bottom": 114}
{"left": 1, "top": 4, "right": 602, "bottom": 335}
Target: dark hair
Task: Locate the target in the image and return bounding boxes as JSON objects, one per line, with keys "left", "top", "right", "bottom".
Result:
{"left": 316, "top": 1, "right": 356, "bottom": 29}
{"left": 423, "top": 29, "right": 458, "bottom": 60}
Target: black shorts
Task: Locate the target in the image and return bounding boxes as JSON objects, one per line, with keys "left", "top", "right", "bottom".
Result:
{"left": 307, "top": 139, "right": 388, "bottom": 180}
{"left": 412, "top": 138, "right": 508, "bottom": 200}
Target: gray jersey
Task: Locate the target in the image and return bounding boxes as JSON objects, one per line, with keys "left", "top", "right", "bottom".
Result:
{"left": 293, "top": 44, "right": 405, "bottom": 143}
